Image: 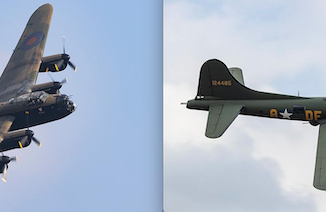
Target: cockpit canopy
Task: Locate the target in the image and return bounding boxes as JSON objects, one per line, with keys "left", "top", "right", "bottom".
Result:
{"left": 9, "top": 91, "right": 49, "bottom": 107}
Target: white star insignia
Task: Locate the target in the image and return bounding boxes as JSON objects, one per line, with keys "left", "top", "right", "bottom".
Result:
{"left": 280, "top": 109, "right": 292, "bottom": 119}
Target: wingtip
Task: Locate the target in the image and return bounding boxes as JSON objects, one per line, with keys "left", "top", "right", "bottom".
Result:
{"left": 39, "top": 3, "right": 53, "bottom": 10}
{"left": 313, "top": 183, "right": 326, "bottom": 191}
{"left": 34, "top": 4, "right": 53, "bottom": 14}
{"left": 29, "top": 3, "right": 53, "bottom": 24}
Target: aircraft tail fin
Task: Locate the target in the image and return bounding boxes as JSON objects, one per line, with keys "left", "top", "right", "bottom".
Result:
{"left": 188, "top": 59, "right": 303, "bottom": 139}
{"left": 196, "top": 59, "right": 298, "bottom": 100}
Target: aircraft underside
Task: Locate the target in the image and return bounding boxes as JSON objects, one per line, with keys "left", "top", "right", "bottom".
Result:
{"left": 9, "top": 101, "right": 74, "bottom": 131}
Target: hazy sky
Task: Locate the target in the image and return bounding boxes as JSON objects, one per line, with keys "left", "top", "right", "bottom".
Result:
{"left": 0, "top": 1, "right": 162, "bottom": 212}
{"left": 164, "top": 0, "right": 326, "bottom": 211}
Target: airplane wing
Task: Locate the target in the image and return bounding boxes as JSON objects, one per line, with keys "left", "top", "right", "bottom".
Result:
{"left": 313, "top": 121, "right": 326, "bottom": 190}
{"left": 0, "top": 116, "right": 15, "bottom": 136}
{"left": 205, "top": 104, "right": 244, "bottom": 138}
{"left": 0, "top": 4, "right": 53, "bottom": 102}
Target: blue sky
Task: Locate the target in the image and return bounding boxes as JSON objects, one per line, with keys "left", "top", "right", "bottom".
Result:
{"left": 0, "top": 1, "right": 162, "bottom": 212}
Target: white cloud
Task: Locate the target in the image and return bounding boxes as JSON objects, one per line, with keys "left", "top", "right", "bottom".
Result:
{"left": 164, "top": 0, "right": 326, "bottom": 211}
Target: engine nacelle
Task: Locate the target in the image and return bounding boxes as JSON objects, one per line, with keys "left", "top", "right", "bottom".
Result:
{"left": 40, "top": 54, "right": 67, "bottom": 72}
{"left": 39, "top": 53, "right": 76, "bottom": 72}
{"left": 0, "top": 130, "right": 34, "bottom": 152}
{"left": 31, "top": 81, "right": 62, "bottom": 94}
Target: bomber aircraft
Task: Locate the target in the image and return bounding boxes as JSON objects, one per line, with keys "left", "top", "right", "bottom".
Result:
{"left": 187, "top": 59, "right": 326, "bottom": 190}
{"left": 0, "top": 4, "right": 76, "bottom": 182}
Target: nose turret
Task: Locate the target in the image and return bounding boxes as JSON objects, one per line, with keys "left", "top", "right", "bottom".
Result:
{"left": 67, "top": 100, "right": 77, "bottom": 112}
{"left": 56, "top": 94, "right": 77, "bottom": 113}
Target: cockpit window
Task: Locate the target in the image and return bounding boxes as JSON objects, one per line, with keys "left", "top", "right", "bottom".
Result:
{"left": 9, "top": 91, "right": 49, "bottom": 106}
{"left": 38, "top": 91, "right": 48, "bottom": 102}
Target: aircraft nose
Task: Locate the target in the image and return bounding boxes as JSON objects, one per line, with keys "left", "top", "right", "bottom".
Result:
{"left": 72, "top": 102, "right": 77, "bottom": 112}
{"left": 67, "top": 100, "right": 77, "bottom": 112}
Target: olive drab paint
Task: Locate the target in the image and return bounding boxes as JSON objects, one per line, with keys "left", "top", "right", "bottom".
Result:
{"left": 269, "top": 109, "right": 323, "bottom": 121}
{"left": 187, "top": 59, "right": 326, "bottom": 190}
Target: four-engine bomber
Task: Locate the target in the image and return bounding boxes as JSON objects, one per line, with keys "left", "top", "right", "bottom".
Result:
{"left": 187, "top": 59, "right": 326, "bottom": 190}
{"left": 0, "top": 4, "right": 77, "bottom": 182}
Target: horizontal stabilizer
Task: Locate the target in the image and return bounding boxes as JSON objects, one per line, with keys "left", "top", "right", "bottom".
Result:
{"left": 314, "top": 122, "right": 326, "bottom": 190}
{"left": 229, "top": 67, "right": 245, "bottom": 85}
{"left": 205, "top": 104, "right": 243, "bottom": 138}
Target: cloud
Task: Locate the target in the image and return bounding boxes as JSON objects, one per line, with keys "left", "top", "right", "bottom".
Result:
{"left": 164, "top": 1, "right": 326, "bottom": 211}
{"left": 165, "top": 139, "right": 316, "bottom": 212}
{"left": 164, "top": 83, "right": 317, "bottom": 212}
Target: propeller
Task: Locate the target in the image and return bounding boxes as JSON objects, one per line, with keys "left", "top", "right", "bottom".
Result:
{"left": 47, "top": 71, "right": 55, "bottom": 82}
{"left": 27, "top": 129, "right": 42, "bottom": 147}
{"left": 62, "top": 36, "right": 77, "bottom": 72}
{"left": 2, "top": 165, "right": 7, "bottom": 182}
{"left": 23, "top": 115, "right": 42, "bottom": 148}
{"left": 60, "top": 77, "right": 69, "bottom": 85}
{"left": 47, "top": 72, "right": 69, "bottom": 92}
{"left": 67, "top": 60, "right": 77, "bottom": 72}
{"left": 31, "top": 136, "right": 42, "bottom": 147}
{"left": 52, "top": 77, "right": 69, "bottom": 93}
{"left": 62, "top": 36, "right": 66, "bottom": 54}
{"left": 18, "top": 135, "right": 41, "bottom": 148}
{"left": 1, "top": 156, "right": 17, "bottom": 182}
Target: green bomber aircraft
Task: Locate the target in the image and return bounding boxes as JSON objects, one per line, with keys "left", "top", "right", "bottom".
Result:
{"left": 0, "top": 4, "right": 77, "bottom": 182}
{"left": 187, "top": 59, "right": 326, "bottom": 190}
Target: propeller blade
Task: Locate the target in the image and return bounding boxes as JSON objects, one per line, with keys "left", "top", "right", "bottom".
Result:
{"left": 68, "top": 61, "right": 77, "bottom": 72}
{"left": 47, "top": 72, "right": 55, "bottom": 82}
{"left": 2, "top": 164, "right": 7, "bottom": 182}
{"left": 61, "top": 78, "right": 68, "bottom": 85}
{"left": 62, "top": 36, "right": 66, "bottom": 54}
{"left": 32, "top": 137, "right": 42, "bottom": 147}
{"left": 61, "top": 36, "right": 76, "bottom": 72}
{"left": 56, "top": 60, "right": 64, "bottom": 70}
{"left": 10, "top": 156, "right": 17, "bottom": 162}
{"left": 19, "top": 136, "right": 28, "bottom": 148}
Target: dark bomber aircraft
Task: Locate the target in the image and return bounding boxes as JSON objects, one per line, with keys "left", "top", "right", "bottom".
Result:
{"left": 187, "top": 59, "right": 326, "bottom": 190}
{"left": 0, "top": 4, "right": 76, "bottom": 181}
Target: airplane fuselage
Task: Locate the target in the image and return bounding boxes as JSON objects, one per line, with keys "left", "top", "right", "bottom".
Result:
{"left": 187, "top": 59, "right": 326, "bottom": 190}
{"left": 187, "top": 97, "right": 326, "bottom": 124}
{"left": 10, "top": 97, "right": 75, "bottom": 131}
{"left": 0, "top": 92, "right": 76, "bottom": 131}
